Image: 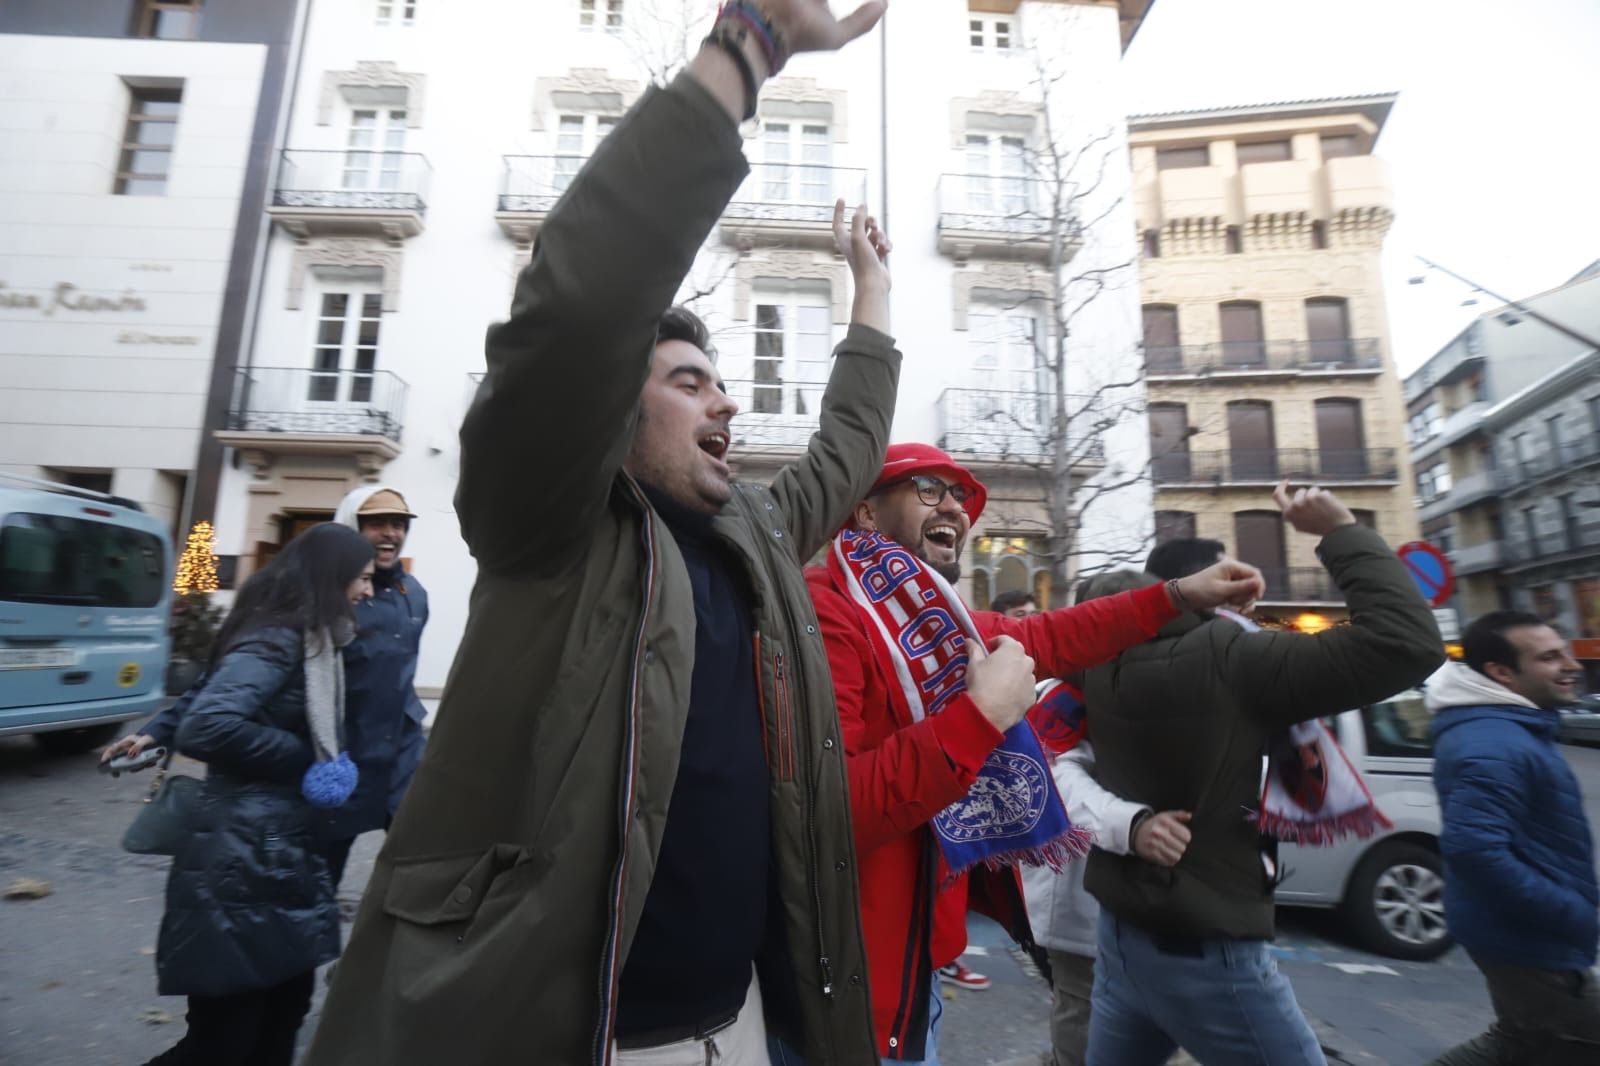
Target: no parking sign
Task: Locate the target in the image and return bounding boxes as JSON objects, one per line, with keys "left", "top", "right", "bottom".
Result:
{"left": 1397, "top": 541, "right": 1455, "bottom": 608}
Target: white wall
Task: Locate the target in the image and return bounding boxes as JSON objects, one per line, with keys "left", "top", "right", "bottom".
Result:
{"left": 223, "top": 0, "right": 1148, "bottom": 689}
{"left": 0, "top": 34, "right": 266, "bottom": 520}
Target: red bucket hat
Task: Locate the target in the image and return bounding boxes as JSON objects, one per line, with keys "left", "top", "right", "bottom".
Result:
{"left": 868, "top": 443, "right": 988, "bottom": 524}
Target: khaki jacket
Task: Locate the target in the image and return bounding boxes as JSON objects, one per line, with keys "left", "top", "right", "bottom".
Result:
{"left": 306, "top": 75, "right": 896, "bottom": 1066}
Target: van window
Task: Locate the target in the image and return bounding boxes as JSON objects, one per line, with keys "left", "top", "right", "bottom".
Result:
{"left": 0, "top": 513, "right": 165, "bottom": 607}
{"left": 1362, "top": 691, "right": 1434, "bottom": 757}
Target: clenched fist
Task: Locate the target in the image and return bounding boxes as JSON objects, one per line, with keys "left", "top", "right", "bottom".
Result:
{"left": 1133, "top": 810, "right": 1192, "bottom": 867}
{"left": 1274, "top": 480, "right": 1358, "bottom": 538}
{"left": 965, "top": 634, "right": 1036, "bottom": 733}
{"left": 1171, "top": 559, "right": 1267, "bottom": 613}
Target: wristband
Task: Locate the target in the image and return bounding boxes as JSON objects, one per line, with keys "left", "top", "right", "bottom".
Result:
{"left": 704, "top": 25, "right": 759, "bottom": 122}
{"left": 1165, "top": 577, "right": 1192, "bottom": 612}
{"left": 718, "top": 1, "right": 787, "bottom": 74}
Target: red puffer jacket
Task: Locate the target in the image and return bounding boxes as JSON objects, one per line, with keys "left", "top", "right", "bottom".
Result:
{"left": 804, "top": 568, "right": 1178, "bottom": 1058}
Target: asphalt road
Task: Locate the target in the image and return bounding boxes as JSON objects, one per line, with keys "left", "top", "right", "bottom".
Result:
{"left": 2, "top": 736, "right": 1597, "bottom": 1065}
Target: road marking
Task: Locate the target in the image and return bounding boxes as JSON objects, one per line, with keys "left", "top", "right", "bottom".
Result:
{"left": 1326, "top": 962, "right": 1399, "bottom": 976}
{"left": 962, "top": 946, "right": 990, "bottom": 956}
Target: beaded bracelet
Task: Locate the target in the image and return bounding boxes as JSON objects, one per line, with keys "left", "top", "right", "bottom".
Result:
{"left": 718, "top": 0, "right": 787, "bottom": 74}
{"left": 1166, "top": 577, "right": 1192, "bottom": 612}
{"left": 704, "top": 23, "right": 760, "bottom": 122}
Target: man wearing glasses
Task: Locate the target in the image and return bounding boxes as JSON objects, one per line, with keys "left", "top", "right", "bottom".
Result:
{"left": 802, "top": 443, "right": 1265, "bottom": 1063}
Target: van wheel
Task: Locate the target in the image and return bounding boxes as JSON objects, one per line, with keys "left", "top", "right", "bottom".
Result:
{"left": 1340, "top": 840, "right": 1453, "bottom": 961}
{"left": 35, "top": 722, "right": 125, "bottom": 756}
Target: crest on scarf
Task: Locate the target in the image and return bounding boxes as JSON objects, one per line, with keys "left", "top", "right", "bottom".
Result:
{"left": 1214, "top": 609, "right": 1392, "bottom": 845}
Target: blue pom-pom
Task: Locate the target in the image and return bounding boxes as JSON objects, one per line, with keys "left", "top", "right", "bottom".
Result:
{"left": 302, "top": 753, "right": 359, "bottom": 808}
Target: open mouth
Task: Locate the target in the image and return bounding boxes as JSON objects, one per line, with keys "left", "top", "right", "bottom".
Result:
{"left": 698, "top": 430, "right": 730, "bottom": 462}
{"left": 924, "top": 523, "right": 960, "bottom": 551}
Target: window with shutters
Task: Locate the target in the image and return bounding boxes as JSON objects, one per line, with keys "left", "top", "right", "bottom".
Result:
{"left": 1236, "top": 140, "right": 1292, "bottom": 164}
{"left": 1154, "top": 511, "right": 1197, "bottom": 543}
{"left": 1142, "top": 304, "right": 1181, "bottom": 372}
{"left": 1156, "top": 145, "right": 1209, "bottom": 170}
{"left": 1227, "top": 401, "right": 1277, "bottom": 480}
{"left": 1219, "top": 301, "right": 1265, "bottom": 367}
{"left": 1315, "top": 399, "right": 1367, "bottom": 478}
{"left": 1305, "top": 297, "right": 1353, "bottom": 364}
{"left": 1234, "top": 511, "right": 1288, "bottom": 597}
{"left": 1148, "top": 404, "right": 1192, "bottom": 482}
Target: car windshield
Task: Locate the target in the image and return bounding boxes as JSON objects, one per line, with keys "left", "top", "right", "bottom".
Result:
{"left": 0, "top": 512, "right": 165, "bottom": 607}
{"left": 1362, "top": 690, "right": 1433, "bottom": 757}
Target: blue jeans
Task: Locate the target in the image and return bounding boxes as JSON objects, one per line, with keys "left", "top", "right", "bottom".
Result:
{"left": 1087, "top": 913, "right": 1325, "bottom": 1066}
{"left": 768, "top": 974, "right": 943, "bottom": 1065}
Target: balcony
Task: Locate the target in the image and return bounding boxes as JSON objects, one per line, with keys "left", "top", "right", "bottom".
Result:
{"left": 720, "top": 163, "right": 867, "bottom": 250}
{"left": 1417, "top": 469, "right": 1500, "bottom": 523}
{"left": 1450, "top": 540, "right": 1504, "bottom": 577}
{"left": 1154, "top": 165, "right": 1230, "bottom": 223}
{"left": 1503, "top": 523, "right": 1600, "bottom": 570}
{"left": 214, "top": 368, "right": 407, "bottom": 474}
{"left": 1152, "top": 448, "right": 1400, "bottom": 486}
{"left": 1144, "top": 338, "right": 1382, "bottom": 379}
{"left": 1240, "top": 159, "right": 1315, "bottom": 218}
{"left": 936, "top": 174, "right": 1076, "bottom": 263}
{"left": 935, "top": 389, "right": 1106, "bottom": 466}
{"left": 494, "top": 155, "right": 570, "bottom": 244}
{"left": 268, "top": 150, "right": 430, "bottom": 240}
{"left": 720, "top": 378, "right": 822, "bottom": 457}
{"left": 1324, "top": 154, "right": 1394, "bottom": 218}
{"left": 1257, "top": 567, "right": 1344, "bottom": 605}
{"left": 1409, "top": 401, "right": 1491, "bottom": 465}
{"left": 1499, "top": 432, "right": 1600, "bottom": 493}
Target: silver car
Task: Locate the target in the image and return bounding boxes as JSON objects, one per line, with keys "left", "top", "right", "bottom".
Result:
{"left": 1275, "top": 690, "right": 1451, "bottom": 961}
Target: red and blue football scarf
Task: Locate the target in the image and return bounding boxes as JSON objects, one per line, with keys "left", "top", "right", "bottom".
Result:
{"left": 828, "top": 529, "right": 1091, "bottom": 880}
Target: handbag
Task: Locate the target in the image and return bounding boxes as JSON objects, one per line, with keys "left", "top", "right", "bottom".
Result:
{"left": 121, "top": 751, "right": 204, "bottom": 856}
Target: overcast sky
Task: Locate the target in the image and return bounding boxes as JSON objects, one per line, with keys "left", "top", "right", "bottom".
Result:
{"left": 1121, "top": 0, "right": 1600, "bottom": 373}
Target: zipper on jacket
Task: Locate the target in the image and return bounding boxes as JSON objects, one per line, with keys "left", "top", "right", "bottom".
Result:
{"left": 774, "top": 649, "right": 793, "bottom": 781}
{"left": 592, "top": 482, "right": 658, "bottom": 1066}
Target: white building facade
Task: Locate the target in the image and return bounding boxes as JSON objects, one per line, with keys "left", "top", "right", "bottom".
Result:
{"left": 212, "top": 0, "right": 1155, "bottom": 693}
{"left": 0, "top": 28, "right": 270, "bottom": 529}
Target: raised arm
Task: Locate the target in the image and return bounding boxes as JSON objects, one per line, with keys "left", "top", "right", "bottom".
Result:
{"left": 1225, "top": 485, "right": 1445, "bottom": 728}
{"left": 460, "top": 5, "right": 886, "bottom": 574}
{"left": 458, "top": 75, "right": 748, "bottom": 573}
{"left": 771, "top": 203, "right": 900, "bottom": 558}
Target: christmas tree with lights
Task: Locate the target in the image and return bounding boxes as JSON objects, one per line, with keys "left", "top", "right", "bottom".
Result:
{"left": 173, "top": 520, "right": 220, "bottom": 594}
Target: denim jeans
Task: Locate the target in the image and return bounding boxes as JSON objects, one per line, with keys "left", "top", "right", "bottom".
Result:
{"left": 768, "top": 974, "right": 943, "bottom": 1065}
{"left": 1087, "top": 913, "right": 1325, "bottom": 1066}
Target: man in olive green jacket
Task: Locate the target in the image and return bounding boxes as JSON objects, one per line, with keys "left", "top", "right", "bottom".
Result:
{"left": 306, "top": 6, "right": 891, "bottom": 1065}
{"left": 1081, "top": 484, "right": 1445, "bottom": 1065}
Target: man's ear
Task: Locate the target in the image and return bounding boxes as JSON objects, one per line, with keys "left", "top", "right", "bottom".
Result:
{"left": 1484, "top": 661, "right": 1518, "bottom": 689}
{"left": 853, "top": 497, "right": 879, "bottom": 531}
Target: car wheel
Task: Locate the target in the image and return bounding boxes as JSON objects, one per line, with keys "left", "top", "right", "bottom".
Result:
{"left": 34, "top": 722, "right": 125, "bottom": 756}
{"left": 1340, "top": 840, "right": 1454, "bottom": 961}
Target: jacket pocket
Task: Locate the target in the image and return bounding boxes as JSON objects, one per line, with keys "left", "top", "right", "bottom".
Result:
{"left": 755, "top": 633, "right": 796, "bottom": 783}
{"left": 383, "top": 844, "right": 530, "bottom": 927}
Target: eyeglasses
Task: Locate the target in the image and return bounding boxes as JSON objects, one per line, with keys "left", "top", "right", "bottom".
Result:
{"left": 901, "top": 474, "right": 972, "bottom": 508}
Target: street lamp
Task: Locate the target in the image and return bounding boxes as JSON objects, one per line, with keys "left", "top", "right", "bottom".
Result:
{"left": 1408, "top": 256, "right": 1600, "bottom": 352}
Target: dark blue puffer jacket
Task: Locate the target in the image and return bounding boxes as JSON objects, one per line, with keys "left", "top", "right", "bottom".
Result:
{"left": 1429, "top": 664, "right": 1598, "bottom": 971}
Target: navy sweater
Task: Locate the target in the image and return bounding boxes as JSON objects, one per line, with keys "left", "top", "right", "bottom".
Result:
{"left": 615, "top": 489, "right": 771, "bottom": 1036}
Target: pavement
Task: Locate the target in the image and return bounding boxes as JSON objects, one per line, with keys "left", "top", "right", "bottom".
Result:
{"left": 2, "top": 733, "right": 1597, "bottom": 1065}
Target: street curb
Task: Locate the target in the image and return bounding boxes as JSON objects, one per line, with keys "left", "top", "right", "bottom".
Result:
{"left": 976, "top": 1012, "right": 1370, "bottom": 1066}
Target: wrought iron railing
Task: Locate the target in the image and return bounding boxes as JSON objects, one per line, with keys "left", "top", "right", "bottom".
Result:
{"left": 1503, "top": 523, "right": 1600, "bottom": 565}
{"left": 1256, "top": 566, "right": 1344, "bottom": 603}
{"left": 273, "top": 150, "right": 430, "bottom": 212}
{"left": 1499, "top": 432, "right": 1600, "bottom": 489}
{"left": 1151, "top": 448, "right": 1399, "bottom": 485}
{"left": 724, "top": 163, "right": 868, "bottom": 226}
{"left": 224, "top": 368, "right": 407, "bottom": 442}
{"left": 936, "top": 173, "right": 1067, "bottom": 242}
{"left": 718, "top": 378, "right": 823, "bottom": 453}
{"left": 1143, "top": 338, "right": 1382, "bottom": 376}
{"left": 935, "top": 388, "right": 1106, "bottom": 462}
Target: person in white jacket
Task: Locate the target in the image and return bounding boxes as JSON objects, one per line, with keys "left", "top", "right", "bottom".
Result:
{"left": 1023, "top": 570, "right": 1195, "bottom": 1066}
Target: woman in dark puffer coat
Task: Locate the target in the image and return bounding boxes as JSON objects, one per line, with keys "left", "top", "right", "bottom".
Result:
{"left": 120, "top": 523, "right": 374, "bottom": 1065}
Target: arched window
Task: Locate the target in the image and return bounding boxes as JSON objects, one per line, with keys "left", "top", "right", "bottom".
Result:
{"left": 1305, "top": 297, "right": 1352, "bottom": 364}
{"left": 1219, "top": 301, "right": 1265, "bottom": 367}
